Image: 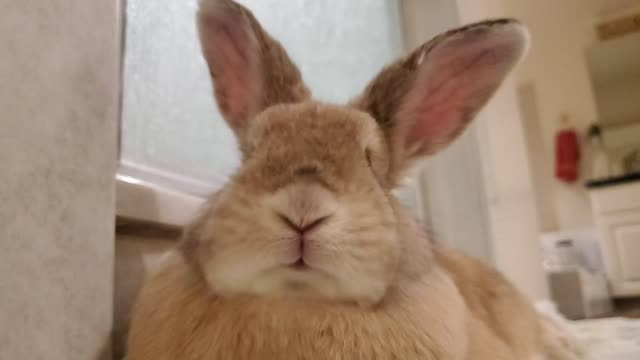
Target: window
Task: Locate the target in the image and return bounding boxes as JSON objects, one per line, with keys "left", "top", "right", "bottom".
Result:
{"left": 120, "top": 0, "right": 404, "bottom": 196}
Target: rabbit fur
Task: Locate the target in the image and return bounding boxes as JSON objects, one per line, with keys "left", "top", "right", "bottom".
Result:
{"left": 126, "top": 1, "right": 578, "bottom": 359}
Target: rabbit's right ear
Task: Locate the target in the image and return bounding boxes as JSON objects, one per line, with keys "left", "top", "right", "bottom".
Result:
{"left": 197, "top": 0, "right": 310, "bottom": 144}
{"left": 353, "top": 20, "right": 528, "bottom": 182}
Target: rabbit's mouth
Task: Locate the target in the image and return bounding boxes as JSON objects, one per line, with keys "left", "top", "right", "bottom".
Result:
{"left": 288, "top": 258, "right": 309, "bottom": 270}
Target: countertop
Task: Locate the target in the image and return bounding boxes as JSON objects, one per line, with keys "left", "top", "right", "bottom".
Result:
{"left": 586, "top": 172, "right": 640, "bottom": 189}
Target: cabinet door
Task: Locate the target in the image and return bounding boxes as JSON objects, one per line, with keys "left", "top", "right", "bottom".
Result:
{"left": 599, "top": 211, "right": 640, "bottom": 296}
{"left": 615, "top": 223, "right": 640, "bottom": 281}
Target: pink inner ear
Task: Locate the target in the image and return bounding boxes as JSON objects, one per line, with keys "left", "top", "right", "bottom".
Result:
{"left": 398, "top": 28, "right": 523, "bottom": 155}
{"left": 199, "top": 12, "right": 262, "bottom": 129}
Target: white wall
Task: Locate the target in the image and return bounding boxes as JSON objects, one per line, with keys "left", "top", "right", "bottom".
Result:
{"left": 457, "top": 0, "right": 640, "bottom": 298}
{"left": 455, "top": 0, "right": 550, "bottom": 301}
{"left": 400, "top": 0, "right": 549, "bottom": 300}
{"left": 501, "top": 0, "right": 609, "bottom": 230}
{"left": 0, "top": 1, "right": 119, "bottom": 358}
{"left": 401, "top": 0, "right": 495, "bottom": 264}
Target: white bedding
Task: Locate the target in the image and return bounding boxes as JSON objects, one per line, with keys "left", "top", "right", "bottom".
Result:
{"left": 536, "top": 300, "right": 640, "bottom": 360}
{"left": 570, "top": 317, "right": 640, "bottom": 360}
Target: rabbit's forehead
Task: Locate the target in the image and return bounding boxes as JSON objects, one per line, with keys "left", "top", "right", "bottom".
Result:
{"left": 249, "top": 102, "right": 383, "bottom": 150}
{"left": 234, "top": 103, "right": 389, "bottom": 194}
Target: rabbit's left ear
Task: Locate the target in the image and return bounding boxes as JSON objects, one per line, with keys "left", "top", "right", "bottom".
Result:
{"left": 197, "top": 0, "right": 310, "bottom": 147}
{"left": 354, "top": 20, "right": 529, "bottom": 176}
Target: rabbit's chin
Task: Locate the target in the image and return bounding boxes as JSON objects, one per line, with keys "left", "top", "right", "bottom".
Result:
{"left": 203, "top": 261, "right": 389, "bottom": 306}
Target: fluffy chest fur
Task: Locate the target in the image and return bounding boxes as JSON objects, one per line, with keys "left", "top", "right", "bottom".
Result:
{"left": 127, "top": 254, "right": 468, "bottom": 360}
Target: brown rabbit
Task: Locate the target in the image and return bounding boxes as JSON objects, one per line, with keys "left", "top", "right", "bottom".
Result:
{"left": 126, "top": 0, "right": 579, "bottom": 359}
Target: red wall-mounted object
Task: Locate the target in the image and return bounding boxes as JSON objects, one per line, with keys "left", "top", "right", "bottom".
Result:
{"left": 555, "top": 128, "right": 580, "bottom": 183}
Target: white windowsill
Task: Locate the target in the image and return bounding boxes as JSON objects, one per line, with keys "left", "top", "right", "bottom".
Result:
{"left": 115, "top": 161, "right": 229, "bottom": 226}
{"left": 116, "top": 173, "right": 205, "bottom": 226}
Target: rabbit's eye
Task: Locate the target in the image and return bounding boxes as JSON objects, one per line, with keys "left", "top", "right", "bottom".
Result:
{"left": 365, "top": 148, "right": 373, "bottom": 168}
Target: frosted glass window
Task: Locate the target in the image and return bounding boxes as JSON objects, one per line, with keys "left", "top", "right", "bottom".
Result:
{"left": 121, "top": 0, "right": 404, "bottom": 195}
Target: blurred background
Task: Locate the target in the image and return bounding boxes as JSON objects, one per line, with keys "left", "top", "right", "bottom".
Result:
{"left": 2, "top": 0, "right": 640, "bottom": 359}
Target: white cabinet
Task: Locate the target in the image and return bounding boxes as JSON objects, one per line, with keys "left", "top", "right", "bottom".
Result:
{"left": 589, "top": 181, "right": 640, "bottom": 296}
{"left": 616, "top": 223, "right": 640, "bottom": 281}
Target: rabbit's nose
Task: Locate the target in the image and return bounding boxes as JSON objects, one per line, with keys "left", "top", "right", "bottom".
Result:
{"left": 277, "top": 213, "right": 330, "bottom": 234}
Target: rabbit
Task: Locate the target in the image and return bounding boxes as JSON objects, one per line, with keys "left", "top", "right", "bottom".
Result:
{"left": 126, "top": 0, "right": 579, "bottom": 359}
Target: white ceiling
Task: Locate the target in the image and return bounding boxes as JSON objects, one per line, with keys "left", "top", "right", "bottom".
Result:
{"left": 596, "top": 0, "right": 640, "bottom": 16}
{"left": 586, "top": 31, "right": 640, "bottom": 82}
